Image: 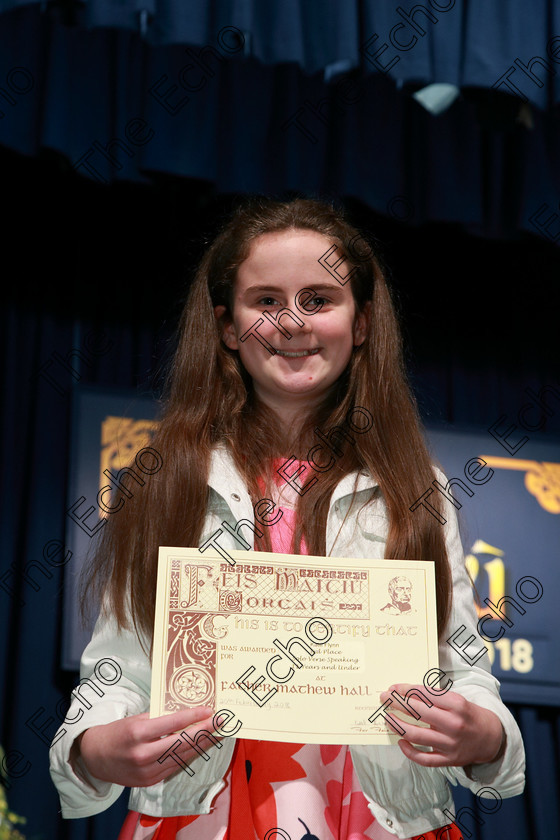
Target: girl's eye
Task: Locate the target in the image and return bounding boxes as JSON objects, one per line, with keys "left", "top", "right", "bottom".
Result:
{"left": 257, "top": 295, "right": 329, "bottom": 307}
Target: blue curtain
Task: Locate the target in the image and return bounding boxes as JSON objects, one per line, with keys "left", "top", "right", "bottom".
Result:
{"left": 0, "top": 0, "right": 559, "bottom": 93}
{"left": 0, "top": 3, "right": 559, "bottom": 241}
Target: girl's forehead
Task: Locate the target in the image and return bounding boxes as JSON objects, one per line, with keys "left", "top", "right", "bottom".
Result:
{"left": 244, "top": 228, "right": 333, "bottom": 264}
{"left": 236, "top": 230, "right": 339, "bottom": 292}
{"left": 233, "top": 228, "right": 353, "bottom": 299}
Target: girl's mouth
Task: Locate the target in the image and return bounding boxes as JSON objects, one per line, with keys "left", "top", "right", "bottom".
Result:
{"left": 274, "top": 348, "right": 320, "bottom": 358}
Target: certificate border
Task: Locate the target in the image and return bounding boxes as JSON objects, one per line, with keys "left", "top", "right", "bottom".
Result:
{"left": 150, "top": 547, "right": 438, "bottom": 745}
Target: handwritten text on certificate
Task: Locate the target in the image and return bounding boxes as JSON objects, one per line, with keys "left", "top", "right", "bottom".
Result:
{"left": 150, "top": 547, "right": 438, "bottom": 744}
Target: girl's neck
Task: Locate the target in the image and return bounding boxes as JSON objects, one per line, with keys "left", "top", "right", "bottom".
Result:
{"left": 258, "top": 400, "right": 316, "bottom": 432}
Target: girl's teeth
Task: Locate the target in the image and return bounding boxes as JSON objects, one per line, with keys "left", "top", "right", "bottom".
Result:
{"left": 276, "top": 349, "right": 319, "bottom": 358}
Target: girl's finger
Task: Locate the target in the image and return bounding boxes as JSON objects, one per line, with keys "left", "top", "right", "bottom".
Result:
{"left": 380, "top": 686, "right": 472, "bottom": 732}
{"left": 141, "top": 707, "right": 216, "bottom": 741}
{"left": 397, "top": 739, "right": 454, "bottom": 767}
{"left": 396, "top": 721, "right": 455, "bottom": 753}
{"left": 392, "top": 705, "right": 463, "bottom": 737}
{"left": 383, "top": 684, "right": 464, "bottom": 713}
{"left": 149, "top": 716, "right": 225, "bottom": 780}
{"left": 148, "top": 712, "right": 224, "bottom": 762}
{"left": 153, "top": 717, "right": 222, "bottom": 755}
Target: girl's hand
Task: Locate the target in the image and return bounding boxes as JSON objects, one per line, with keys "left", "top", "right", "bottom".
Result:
{"left": 75, "top": 706, "right": 217, "bottom": 787}
{"left": 379, "top": 684, "right": 505, "bottom": 768}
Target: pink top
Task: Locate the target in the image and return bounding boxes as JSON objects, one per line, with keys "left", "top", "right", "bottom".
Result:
{"left": 256, "top": 458, "right": 309, "bottom": 554}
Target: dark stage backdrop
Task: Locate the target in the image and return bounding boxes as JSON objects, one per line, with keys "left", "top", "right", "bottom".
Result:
{"left": 0, "top": 152, "right": 559, "bottom": 840}
{"left": 0, "top": 1, "right": 560, "bottom": 243}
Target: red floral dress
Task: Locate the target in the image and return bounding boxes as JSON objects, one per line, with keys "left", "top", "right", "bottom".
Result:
{"left": 118, "top": 462, "right": 461, "bottom": 840}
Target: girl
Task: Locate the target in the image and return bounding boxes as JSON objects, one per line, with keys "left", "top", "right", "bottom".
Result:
{"left": 50, "top": 198, "right": 525, "bottom": 840}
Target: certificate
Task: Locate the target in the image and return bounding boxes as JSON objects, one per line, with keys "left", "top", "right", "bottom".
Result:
{"left": 150, "top": 547, "right": 438, "bottom": 744}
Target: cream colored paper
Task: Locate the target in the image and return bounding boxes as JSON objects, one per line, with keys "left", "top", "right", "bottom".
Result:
{"left": 150, "top": 547, "right": 438, "bottom": 744}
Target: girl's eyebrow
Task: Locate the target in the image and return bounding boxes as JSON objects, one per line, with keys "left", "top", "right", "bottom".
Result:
{"left": 242, "top": 285, "right": 286, "bottom": 295}
{"left": 243, "top": 283, "right": 343, "bottom": 296}
{"left": 298, "top": 284, "right": 343, "bottom": 294}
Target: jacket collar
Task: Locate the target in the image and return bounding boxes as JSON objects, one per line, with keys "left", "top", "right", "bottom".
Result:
{"left": 207, "top": 445, "right": 379, "bottom": 510}
{"left": 330, "top": 468, "right": 379, "bottom": 502}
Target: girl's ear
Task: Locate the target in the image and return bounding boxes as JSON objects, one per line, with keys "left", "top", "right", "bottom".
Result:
{"left": 353, "top": 300, "right": 372, "bottom": 346}
{"left": 214, "top": 305, "right": 239, "bottom": 350}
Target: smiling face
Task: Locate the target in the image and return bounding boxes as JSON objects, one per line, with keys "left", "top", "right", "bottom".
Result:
{"left": 214, "top": 229, "right": 370, "bottom": 424}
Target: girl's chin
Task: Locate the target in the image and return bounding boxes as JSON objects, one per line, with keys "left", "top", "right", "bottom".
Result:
{"left": 274, "top": 380, "right": 334, "bottom": 401}
{"left": 253, "top": 371, "right": 342, "bottom": 403}
{"left": 275, "top": 374, "right": 323, "bottom": 391}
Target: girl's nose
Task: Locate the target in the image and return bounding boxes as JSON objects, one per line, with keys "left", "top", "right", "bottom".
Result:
{"left": 299, "top": 318, "right": 313, "bottom": 333}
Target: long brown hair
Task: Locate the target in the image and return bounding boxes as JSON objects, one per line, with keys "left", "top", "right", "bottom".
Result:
{"left": 81, "top": 197, "right": 451, "bottom": 648}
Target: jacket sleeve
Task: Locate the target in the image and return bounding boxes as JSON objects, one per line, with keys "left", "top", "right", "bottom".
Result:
{"left": 48, "top": 608, "right": 152, "bottom": 818}
{"left": 350, "top": 484, "right": 525, "bottom": 838}
{"left": 436, "top": 497, "right": 526, "bottom": 798}
{"left": 49, "top": 607, "right": 238, "bottom": 819}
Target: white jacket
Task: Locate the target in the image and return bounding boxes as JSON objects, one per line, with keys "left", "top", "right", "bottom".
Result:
{"left": 49, "top": 446, "right": 525, "bottom": 838}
